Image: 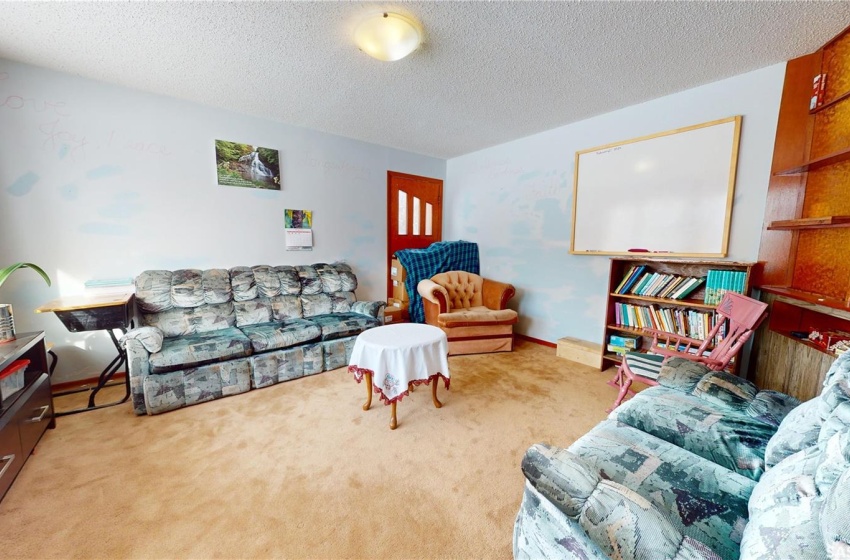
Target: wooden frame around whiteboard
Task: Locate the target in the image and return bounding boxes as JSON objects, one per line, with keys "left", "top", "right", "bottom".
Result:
{"left": 570, "top": 116, "right": 742, "bottom": 258}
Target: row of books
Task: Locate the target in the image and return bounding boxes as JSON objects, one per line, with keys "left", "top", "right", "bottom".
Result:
{"left": 614, "top": 265, "right": 705, "bottom": 301}
{"left": 613, "top": 302, "right": 726, "bottom": 344}
{"left": 703, "top": 270, "right": 747, "bottom": 305}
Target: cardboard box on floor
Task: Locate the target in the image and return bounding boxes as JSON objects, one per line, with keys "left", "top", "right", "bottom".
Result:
{"left": 556, "top": 337, "right": 602, "bottom": 368}
{"left": 384, "top": 300, "right": 409, "bottom": 324}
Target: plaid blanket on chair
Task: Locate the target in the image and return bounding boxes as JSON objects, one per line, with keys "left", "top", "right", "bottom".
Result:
{"left": 395, "top": 241, "right": 480, "bottom": 323}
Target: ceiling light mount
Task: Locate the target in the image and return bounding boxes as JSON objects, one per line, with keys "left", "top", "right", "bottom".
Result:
{"left": 354, "top": 12, "right": 422, "bottom": 62}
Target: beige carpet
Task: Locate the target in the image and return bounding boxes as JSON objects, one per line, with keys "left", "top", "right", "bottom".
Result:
{"left": 0, "top": 340, "right": 613, "bottom": 559}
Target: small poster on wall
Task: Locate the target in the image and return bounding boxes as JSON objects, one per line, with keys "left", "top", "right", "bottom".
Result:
{"left": 214, "top": 139, "right": 281, "bottom": 190}
{"left": 285, "top": 209, "right": 313, "bottom": 251}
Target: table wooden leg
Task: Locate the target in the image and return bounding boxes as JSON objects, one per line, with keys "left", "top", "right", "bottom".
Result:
{"left": 390, "top": 401, "right": 398, "bottom": 430}
{"left": 432, "top": 379, "right": 442, "bottom": 409}
{"left": 363, "top": 372, "right": 373, "bottom": 411}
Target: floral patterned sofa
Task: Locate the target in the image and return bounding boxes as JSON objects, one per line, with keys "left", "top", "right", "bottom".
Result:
{"left": 122, "top": 263, "right": 384, "bottom": 415}
{"left": 514, "top": 351, "right": 850, "bottom": 559}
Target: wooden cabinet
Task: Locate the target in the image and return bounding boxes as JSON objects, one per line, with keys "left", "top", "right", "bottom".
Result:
{"left": 754, "top": 26, "right": 850, "bottom": 399}
{"left": 601, "top": 258, "right": 757, "bottom": 373}
{"left": 0, "top": 332, "right": 55, "bottom": 502}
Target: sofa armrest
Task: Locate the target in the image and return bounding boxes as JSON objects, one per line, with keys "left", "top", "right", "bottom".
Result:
{"left": 120, "top": 327, "right": 162, "bottom": 416}
{"left": 521, "top": 443, "right": 719, "bottom": 560}
{"left": 482, "top": 278, "right": 515, "bottom": 310}
{"left": 418, "top": 279, "right": 449, "bottom": 312}
{"left": 351, "top": 300, "right": 386, "bottom": 319}
{"left": 120, "top": 326, "right": 163, "bottom": 354}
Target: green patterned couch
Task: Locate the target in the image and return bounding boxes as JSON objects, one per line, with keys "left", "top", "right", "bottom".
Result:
{"left": 514, "top": 352, "right": 850, "bottom": 559}
{"left": 121, "top": 263, "right": 384, "bottom": 415}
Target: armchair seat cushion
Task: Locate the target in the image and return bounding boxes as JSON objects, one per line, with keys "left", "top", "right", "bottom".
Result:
{"left": 437, "top": 306, "right": 518, "bottom": 327}
{"left": 149, "top": 327, "right": 252, "bottom": 373}
{"left": 309, "top": 312, "right": 382, "bottom": 341}
{"left": 238, "top": 319, "right": 321, "bottom": 353}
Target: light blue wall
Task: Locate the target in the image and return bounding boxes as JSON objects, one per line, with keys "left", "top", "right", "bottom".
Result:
{"left": 444, "top": 63, "right": 786, "bottom": 345}
{"left": 0, "top": 59, "right": 445, "bottom": 383}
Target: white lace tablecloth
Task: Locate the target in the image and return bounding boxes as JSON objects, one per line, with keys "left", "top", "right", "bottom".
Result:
{"left": 348, "top": 323, "right": 450, "bottom": 404}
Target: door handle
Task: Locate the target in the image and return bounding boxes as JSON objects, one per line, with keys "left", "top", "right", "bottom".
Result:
{"left": 25, "top": 405, "right": 50, "bottom": 423}
{"left": 0, "top": 454, "right": 15, "bottom": 479}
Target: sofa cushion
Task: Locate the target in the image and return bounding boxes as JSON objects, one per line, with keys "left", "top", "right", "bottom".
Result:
{"left": 740, "top": 444, "right": 826, "bottom": 559}
{"left": 764, "top": 399, "right": 822, "bottom": 468}
{"left": 297, "top": 265, "right": 323, "bottom": 295}
{"left": 270, "top": 294, "right": 303, "bottom": 321}
{"left": 437, "top": 306, "right": 517, "bottom": 327}
{"left": 234, "top": 298, "right": 273, "bottom": 327}
{"left": 142, "top": 302, "right": 236, "bottom": 337}
{"left": 302, "top": 293, "right": 332, "bottom": 317}
{"left": 171, "top": 269, "right": 205, "bottom": 308}
{"left": 569, "top": 419, "right": 755, "bottom": 560}
{"left": 136, "top": 269, "right": 234, "bottom": 313}
{"left": 309, "top": 312, "right": 382, "bottom": 341}
{"left": 149, "top": 327, "right": 252, "bottom": 373}
{"left": 239, "top": 319, "right": 321, "bottom": 353}
{"left": 614, "top": 386, "right": 777, "bottom": 480}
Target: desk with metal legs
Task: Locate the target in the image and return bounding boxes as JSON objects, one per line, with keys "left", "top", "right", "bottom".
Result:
{"left": 35, "top": 292, "right": 134, "bottom": 415}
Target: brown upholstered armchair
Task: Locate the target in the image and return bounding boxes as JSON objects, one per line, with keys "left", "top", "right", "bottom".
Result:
{"left": 417, "top": 271, "right": 518, "bottom": 355}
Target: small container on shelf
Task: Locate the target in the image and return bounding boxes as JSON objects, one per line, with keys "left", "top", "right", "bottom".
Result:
{"left": 0, "top": 359, "right": 29, "bottom": 400}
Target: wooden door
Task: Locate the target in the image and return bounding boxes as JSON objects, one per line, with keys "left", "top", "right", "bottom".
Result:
{"left": 387, "top": 171, "right": 443, "bottom": 298}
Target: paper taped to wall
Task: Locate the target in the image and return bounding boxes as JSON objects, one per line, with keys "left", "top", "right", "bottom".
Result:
{"left": 285, "top": 228, "right": 313, "bottom": 251}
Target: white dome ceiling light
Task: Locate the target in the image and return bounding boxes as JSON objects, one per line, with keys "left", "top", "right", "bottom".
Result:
{"left": 354, "top": 12, "right": 421, "bottom": 62}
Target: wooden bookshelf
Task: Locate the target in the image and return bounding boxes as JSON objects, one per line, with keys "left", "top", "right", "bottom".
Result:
{"left": 601, "top": 258, "right": 757, "bottom": 373}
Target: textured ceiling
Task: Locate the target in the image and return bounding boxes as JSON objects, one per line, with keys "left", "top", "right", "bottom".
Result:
{"left": 1, "top": 2, "right": 849, "bottom": 159}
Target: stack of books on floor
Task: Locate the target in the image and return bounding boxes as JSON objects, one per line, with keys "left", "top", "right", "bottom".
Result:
{"left": 704, "top": 269, "right": 747, "bottom": 305}
{"left": 613, "top": 302, "right": 726, "bottom": 344}
{"left": 614, "top": 265, "right": 705, "bottom": 300}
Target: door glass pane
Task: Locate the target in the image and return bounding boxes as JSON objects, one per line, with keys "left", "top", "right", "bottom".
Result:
{"left": 425, "top": 203, "right": 433, "bottom": 236}
{"left": 398, "top": 190, "right": 408, "bottom": 235}
{"left": 413, "top": 197, "right": 421, "bottom": 235}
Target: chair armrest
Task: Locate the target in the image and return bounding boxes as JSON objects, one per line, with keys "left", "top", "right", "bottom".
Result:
{"left": 351, "top": 300, "right": 386, "bottom": 319}
{"left": 521, "top": 443, "right": 719, "bottom": 560}
{"left": 120, "top": 326, "right": 163, "bottom": 354}
{"left": 418, "top": 279, "right": 449, "bottom": 312}
{"left": 482, "top": 278, "right": 515, "bottom": 310}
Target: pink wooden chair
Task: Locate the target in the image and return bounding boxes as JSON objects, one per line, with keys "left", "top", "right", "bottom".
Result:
{"left": 609, "top": 292, "right": 768, "bottom": 411}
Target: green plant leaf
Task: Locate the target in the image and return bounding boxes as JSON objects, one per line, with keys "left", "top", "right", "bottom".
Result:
{"left": 0, "top": 263, "right": 51, "bottom": 290}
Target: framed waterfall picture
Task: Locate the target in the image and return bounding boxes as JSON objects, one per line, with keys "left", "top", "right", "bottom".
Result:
{"left": 214, "top": 139, "right": 281, "bottom": 190}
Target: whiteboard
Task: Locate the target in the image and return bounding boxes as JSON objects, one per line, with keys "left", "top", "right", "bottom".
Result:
{"left": 570, "top": 116, "right": 741, "bottom": 257}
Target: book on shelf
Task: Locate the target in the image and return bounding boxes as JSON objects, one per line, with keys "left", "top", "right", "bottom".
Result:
{"left": 672, "top": 277, "right": 705, "bottom": 300}
{"left": 614, "top": 265, "right": 647, "bottom": 294}
{"left": 704, "top": 270, "right": 746, "bottom": 305}
{"left": 607, "top": 343, "right": 630, "bottom": 355}
{"left": 657, "top": 276, "right": 686, "bottom": 299}
{"left": 609, "top": 334, "right": 640, "bottom": 349}
{"left": 628, "top": 272, "right": 652, "bottom": 295}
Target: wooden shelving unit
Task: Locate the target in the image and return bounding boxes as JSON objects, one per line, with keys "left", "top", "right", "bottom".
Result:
{"left": 601, "top": 258, "right": 756, "bottom": 373}
{"left": 753, "top": 25, "right": 850, "bottom": 401}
